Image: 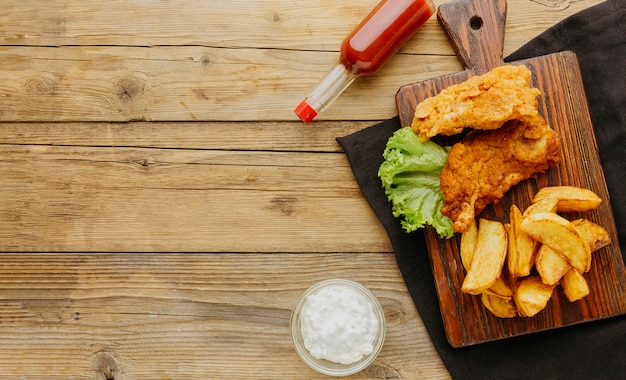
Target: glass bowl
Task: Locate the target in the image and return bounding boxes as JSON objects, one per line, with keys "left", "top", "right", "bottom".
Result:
{"left": 290, "top": 279, "right": 386, "bottom": 376}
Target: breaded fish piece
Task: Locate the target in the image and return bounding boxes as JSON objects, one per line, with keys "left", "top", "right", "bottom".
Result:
{"left": 411, "top": 65, "right": 541, "bottom": 141}
{"left": 440, "top": 116, "right": 561, "bottom": 233}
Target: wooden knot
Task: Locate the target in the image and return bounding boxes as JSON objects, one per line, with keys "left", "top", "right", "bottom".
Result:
{"left": 363, "top": 361, "right": 402, "bottom": 379}
{"left": 382, "top": 299, "right": 406, "bottom": 325}
{"left": 135, "top": 158, "right": 151, "bottom": 167}
{"left": 92, "top": 350, "right": 123, "bottom": 380}
{"left": 200, "top": 55, "right": 211, "bottom": 67}
{"left": 531, "top": 0, "right": 574, "bottom": 10}
{"left": 23, "top": 74, "right": 59, "bottom": 95}
{"left": 269, "top": 196, "right": 298, "bottom": 217}
{"left": 116, "top": 76, "right": 145, "bottom": 101}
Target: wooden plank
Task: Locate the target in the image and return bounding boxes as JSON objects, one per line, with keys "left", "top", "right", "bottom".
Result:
{"left": 0, "top": 143, "right": 391, "bottom": 252}
{"left": 0, "top": 253, "right": 449, "bottom": 379}
{"left": 0, "top": 46, "right": 461, "bottom": 122}
{"left": 0, "top": 1, "right": 603, "bottom": 123}
{"left": 0, "top": 121, "right": 372, "bottom": 152}
{"left": 1, "top": 0, "right": 601, "bottom": 55}
{"left": 396, "top": 0, "right": 625, "bottom": 347}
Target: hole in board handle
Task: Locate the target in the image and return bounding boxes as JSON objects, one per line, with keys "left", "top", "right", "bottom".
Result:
{"left": 470, "top": 16, "right": 483, "bottom": 30}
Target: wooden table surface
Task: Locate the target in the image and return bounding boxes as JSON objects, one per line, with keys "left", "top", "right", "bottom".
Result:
{"left": 0, "top": 1, "right": 604, "bottom": 378}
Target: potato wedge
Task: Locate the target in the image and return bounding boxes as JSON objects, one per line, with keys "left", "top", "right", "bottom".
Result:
{"left": 520, "top": 212, "right": 591, "bottom": 273}
{"left": 513, "top": 276, "right": 555, "bottom": 317}
{"left": 461, "top": 219, "right": 508, "bottom": 295}
{"left": 535, "top": 218, "right": 609, "bottom": 290}
{"left": 532, "top": 186, "right": 601, "bottom": 213}
{"left": 561, "top": 268, "right": 590, "bottom": 302}
{"left": 484, "top": 275, "right": 514, "bottom": 300}
{"left": 481, "top": 293, "right": 517, "bottom": 318}
{"left": 571, "top": 218, "right": 611, "bottom": 252}
{"left": 460, "top": 218, "right": 478, "bottom": 271}
{"left": 523, "top": 197, "right": 558, "bottom": 217}
{"left": 507, "top": 205, "right": 537, "bottom": 277}
{"left": 535, "top": 244, "right": 571, "bottom": 286}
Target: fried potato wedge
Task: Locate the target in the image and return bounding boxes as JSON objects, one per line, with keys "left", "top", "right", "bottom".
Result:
{"left": 458, "top": 186, "right": 610, "bottom": 318}
{"left": 572, "top": 218, "right": 611, "bottom": 252}
{"left": 513, "top": 276, "right": 555, "bottom": 317}
{"left": 561, "top": 268, "right": 590, "bottom": 302}
{"left": 507, "top": 205, "right": 537, "bottom": 277}
{"left": 484, "top": 275, "right": 514, "bottom": 300}
{"left": 461, "top": 219, "right": 508, "bottom": 295}
{"left": 535, "top": 244, "right": 571, "bottom": 286}
{"left": 460, "top": 218, "right": 478, "bottom": 271}
{"left": 536, "top": 218, "right": 611, "bottom": 285}
{"left": 520, "top": 212, "right": 591, "bottom": 273}
{"left": 522, "top": 197, "right": 558, "bottom": 217}
{"left": 532, "top": 186, "right": 601, "bottom": 213}
{"left": 482, "top": 293, "right": 517, "bottom": 318}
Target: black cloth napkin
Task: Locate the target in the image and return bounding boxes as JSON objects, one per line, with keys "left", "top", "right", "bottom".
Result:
{"left": 337, "top": 1, "right": 625, "bottom": 379}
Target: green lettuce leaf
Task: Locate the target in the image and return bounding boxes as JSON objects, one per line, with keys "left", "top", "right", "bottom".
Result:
{"left": 378, "top": 127, "right": 454, "bottom": 239}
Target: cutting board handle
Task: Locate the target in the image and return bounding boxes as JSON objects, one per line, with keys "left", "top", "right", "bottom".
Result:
{"left": 437, "top": 0, "right": 507, "bottom": 74}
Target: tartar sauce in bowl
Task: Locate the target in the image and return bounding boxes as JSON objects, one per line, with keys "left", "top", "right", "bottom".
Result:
{"left": 290, "top": 279, "right": 386, "bottom": 376}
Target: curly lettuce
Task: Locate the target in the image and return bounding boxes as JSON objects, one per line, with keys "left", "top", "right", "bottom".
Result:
{"left": 378, "top": 127, "right": 454, "bottom": 239}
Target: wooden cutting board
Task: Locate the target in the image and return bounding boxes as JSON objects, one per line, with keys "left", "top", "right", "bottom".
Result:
{"left": 396, "top": 0, "right": 626, "bottom": 347}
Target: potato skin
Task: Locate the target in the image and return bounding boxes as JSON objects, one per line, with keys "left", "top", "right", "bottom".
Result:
{"left": 520, "top": 212, "right": 591, "bottom": 273}
{"left": 532, "top": 186, "right": 601, "bottom": 213}
{"left": 461, "top": 219, "right": 508, "bottom": 295}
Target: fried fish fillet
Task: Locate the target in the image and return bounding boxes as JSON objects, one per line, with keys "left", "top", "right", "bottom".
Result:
{"left": 440, "top": 116, "right": 562, "bottom": 233}
{"left": 411, "top": 65, "right": 541, "bottom": 141}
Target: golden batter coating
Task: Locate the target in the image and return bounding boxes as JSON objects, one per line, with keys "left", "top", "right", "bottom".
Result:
{"left": 411, "top": 65, "right": 541, "bottom": 141}
{"left": 439, "top": 116, "right": 562, "bottom": 233}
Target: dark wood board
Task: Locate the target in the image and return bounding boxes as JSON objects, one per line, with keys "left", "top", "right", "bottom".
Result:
{"left": 396, "top": 0, "right": 626, "bottom": 347}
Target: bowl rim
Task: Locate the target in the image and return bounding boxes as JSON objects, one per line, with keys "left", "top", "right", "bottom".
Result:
{"left": 290, "top": 278, "right": 386, "bottom": 376}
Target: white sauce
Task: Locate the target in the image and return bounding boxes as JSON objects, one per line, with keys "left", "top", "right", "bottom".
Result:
{"left": 300, "top": 284, "right": 379, "bottom": 365}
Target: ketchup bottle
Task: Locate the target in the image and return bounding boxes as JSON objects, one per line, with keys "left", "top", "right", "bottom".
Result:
{"left": 294, "top": 0, "right": 435, "bottom": 123}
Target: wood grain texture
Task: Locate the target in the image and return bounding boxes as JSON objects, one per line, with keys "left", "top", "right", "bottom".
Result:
{"left": 0, "top": 120, "right": 384, "bottom": 252}
{"left": 0, "top": 1, "right": 602, "bottom": 122}
{"left": 438, "top": 0, "right": 507, "bottom": 73}
{"left": 0, "top": 46, "right": 461, "bottom": 122}
{"left": 396, "top": 0, "right": 625, "bottom": 347}
{"left": 0, "top": 121, "right": 371, "bottom": 152}
{"left": 0, "top": 0, "right": 600, "bottom": 54}
{"left": 0, "top": 0, "right": 607, "bottom": 378}
{"left": 0, "top": 253, "right": 448, "bottom": 379}
{"left": 0, "top": 142, "right": 392, "bottom": 252}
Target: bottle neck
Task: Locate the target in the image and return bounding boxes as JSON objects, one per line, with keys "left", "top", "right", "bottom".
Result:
{"left": 306, "top": 63, "right": 357, "bottom": 112}
{"left": 294, "top": 63, "right": 357, "bottom": 122}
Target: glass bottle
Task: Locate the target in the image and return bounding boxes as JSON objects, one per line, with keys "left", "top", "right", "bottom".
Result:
{"left": 294, "top": 0, "right": 435, "bottom": 123}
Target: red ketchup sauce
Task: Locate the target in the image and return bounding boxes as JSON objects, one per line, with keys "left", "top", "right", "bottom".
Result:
{"left": 341, "top": 0, "right": 435, "bottom": 75}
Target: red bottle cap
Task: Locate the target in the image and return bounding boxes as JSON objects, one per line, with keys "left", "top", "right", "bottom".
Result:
{"left": 294, "top": 100, "right": 318, "bottom": 123}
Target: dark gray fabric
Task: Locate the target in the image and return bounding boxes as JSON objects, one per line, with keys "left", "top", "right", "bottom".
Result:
{"left": 337, "top": 1, "right": 625, "bottom": 378}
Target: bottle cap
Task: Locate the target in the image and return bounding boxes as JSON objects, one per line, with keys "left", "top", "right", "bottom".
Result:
{"left": 294, "top": 100, "right": 318, "bottom": 123}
